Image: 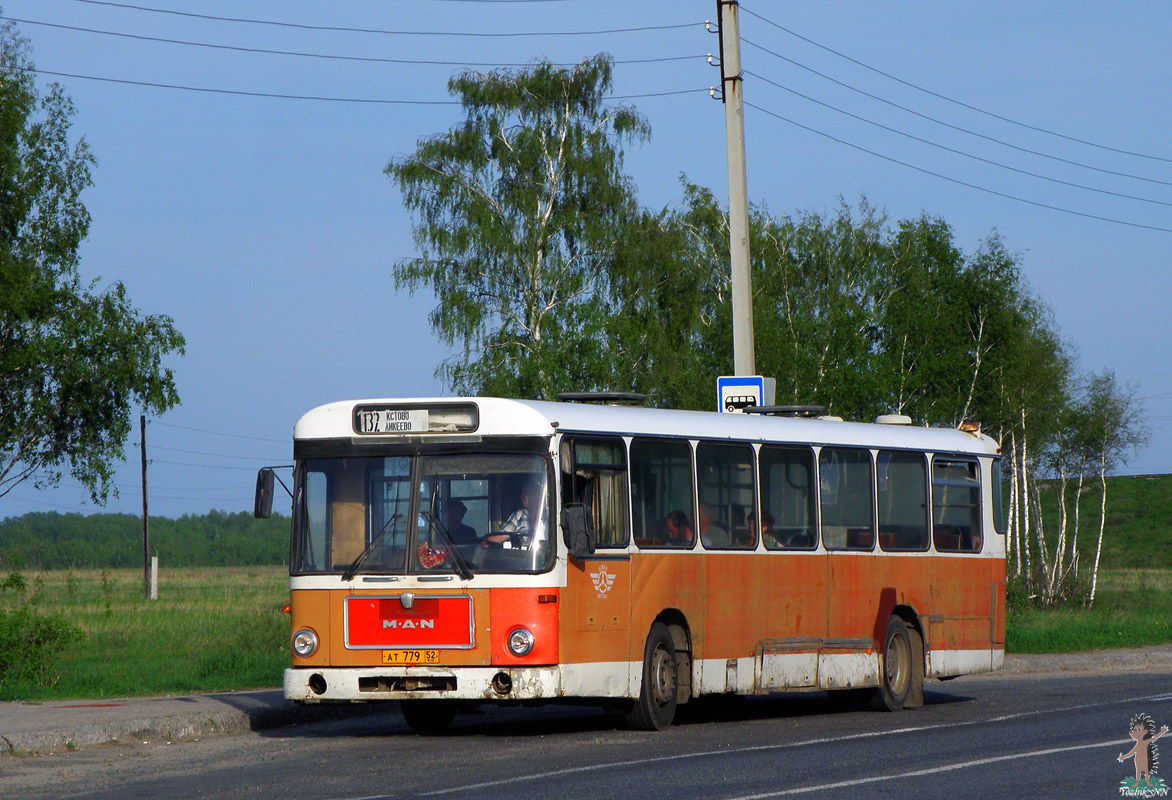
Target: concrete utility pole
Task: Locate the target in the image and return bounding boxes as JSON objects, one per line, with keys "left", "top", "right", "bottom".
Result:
{"left": 716, "top": 0, "right": 755, "bottom": 376}
{"left": 140, "top": 414, "right": 150, "bottom": 600}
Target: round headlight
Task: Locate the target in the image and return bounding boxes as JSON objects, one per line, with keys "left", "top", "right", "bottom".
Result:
{"left": 291, "top": 628, "right": 319, "bottom": 658}
{"left": 506, "top": 627, "right": 535, "bottom": 657}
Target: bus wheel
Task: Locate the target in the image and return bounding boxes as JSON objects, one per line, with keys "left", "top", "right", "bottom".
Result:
{"left": 869, "top": 616, "right": 913, "bottom": 711}
{"left": 400, "top": 699, "right": 457, "bottom": 734}
{"left": 624, "top": 622, "right": 678, "bottom": 731}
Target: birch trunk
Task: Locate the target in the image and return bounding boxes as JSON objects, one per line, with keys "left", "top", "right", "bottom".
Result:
{"left": 1088, "top": 458, "right": 1108, "bottom": 607}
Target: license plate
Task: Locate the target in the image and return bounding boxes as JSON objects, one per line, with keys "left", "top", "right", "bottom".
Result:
{"left": 381, "top": 649, "right": 439, "bottom": 665}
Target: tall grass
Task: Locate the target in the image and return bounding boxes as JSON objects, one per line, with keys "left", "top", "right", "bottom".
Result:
{"left": 4, "top": 566, "right": 288, "bottom": 700}
{"left": 1007, "top": 569, "right": 1172, "bottom": 653}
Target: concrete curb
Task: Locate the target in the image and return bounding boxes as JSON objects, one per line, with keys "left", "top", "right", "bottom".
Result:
{"left": 0, "top": 691, "right": 387, "bottom": 756}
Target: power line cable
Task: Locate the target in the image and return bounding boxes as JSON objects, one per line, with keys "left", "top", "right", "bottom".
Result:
{"left": 744, "top": 69, "right": 1172, "bottom": 209}
{"left": 740, "top": 38, "right": 1172, "bottom": 189}
{"left": 153, "top": 421, "right": 287, "bottom": 444}
{"left": 740, "top": 4, "right": 1172, "bottom": 166}
{"left": 29, "top": 67, "right": 460, "bottom": 104}
{"left": 744, "top": 100, "right": 1172, "bottom": 235}
{"left": 133, "top": 443, "right": 284, "bottom": 462}
{"left": 150, "top": 459, "right": 266, "bottom": 472}
{"left": 66, "top": 0, "right": 701, "bottom": 38}
{"left": 28, "top": 66, "right": 705, "bottom": 104}
{"left": 7, "top": 495, "right": 92, "bottom": 512}
{"left": 6, "top": 17, "right": 705, "bottom": 68}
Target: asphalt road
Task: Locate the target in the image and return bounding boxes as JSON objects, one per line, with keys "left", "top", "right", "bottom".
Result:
{"left": 4, "top": 670, "right": 1171, "bottom": 800}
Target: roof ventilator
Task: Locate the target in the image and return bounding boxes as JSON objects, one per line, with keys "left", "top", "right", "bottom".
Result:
{"left": 555, "top": 392, "right": 648, "bottom": 406}
{"left": 742, "top": 405, "right": 826, "bottom": 418}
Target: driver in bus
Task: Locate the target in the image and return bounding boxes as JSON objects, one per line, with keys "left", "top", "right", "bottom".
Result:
{"left": 486, "top": 478, "right": 540, "bottom": 548}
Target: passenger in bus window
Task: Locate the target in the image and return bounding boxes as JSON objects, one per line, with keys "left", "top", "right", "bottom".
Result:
{"left": 443, "top": 500, "right": 478, "bottom": 543}
{"left": 749, "top": 510, "right": 777, "bottom": 548}
{"left": 699, "top": 504, "right": 730, "bottom": 548}
{"left": 664, "top": 510, "right": 694, "bottom": 546}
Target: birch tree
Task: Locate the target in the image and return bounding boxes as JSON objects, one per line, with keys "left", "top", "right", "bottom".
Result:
{"left": 385, "top": 55, "right": 648, "bottom": 399}
{"left": 1080, "top": 371, "right": 1149, "bottom": 606}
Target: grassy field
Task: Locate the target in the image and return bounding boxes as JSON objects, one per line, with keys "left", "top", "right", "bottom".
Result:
{"left": 2, "top": 566, "right": 288, "bottom": 701}
{"left": 2, "top": 561, "right": 1170, "bottom": 701}
{"left": 1007, "top": 568, "right": 1172, "bottom": 653}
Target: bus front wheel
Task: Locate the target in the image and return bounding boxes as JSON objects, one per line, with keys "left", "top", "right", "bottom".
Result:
{"left": 624, "top": 622, "right": 678, "bottom": 731}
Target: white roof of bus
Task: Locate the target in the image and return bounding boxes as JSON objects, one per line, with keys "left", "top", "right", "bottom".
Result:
{"left": 294, "top": 397, "right": 1000, "bottom": 456}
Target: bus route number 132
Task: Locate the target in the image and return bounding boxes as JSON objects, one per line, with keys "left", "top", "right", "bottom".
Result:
{"left": 356, "top": 408, "right": 428, "bottom": 435}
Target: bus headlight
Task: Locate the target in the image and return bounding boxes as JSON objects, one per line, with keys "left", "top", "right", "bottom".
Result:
{"left": 506, "top": 627, "right": 535, "bottom": 657}
{"left": 292, "top": 628, "right": 319, "bottom": 658}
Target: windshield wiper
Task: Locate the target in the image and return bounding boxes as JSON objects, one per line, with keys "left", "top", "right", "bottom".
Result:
{"left": 419, "top": 510, "right": 475, "bottom": 581}
{"left": 341, "top": 512, "right": 402, "bottom": 582}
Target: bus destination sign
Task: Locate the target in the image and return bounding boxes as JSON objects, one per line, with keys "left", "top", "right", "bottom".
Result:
{"left": 354, "top": 407, "right": 429, "bottom": 435}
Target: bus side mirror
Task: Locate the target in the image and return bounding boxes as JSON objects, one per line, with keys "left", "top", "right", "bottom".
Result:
{"left": 254, "top": 468, "right": 275, "bottom": 519}
{"left": 562, "top": 504, "right": 595, "bottom": 558}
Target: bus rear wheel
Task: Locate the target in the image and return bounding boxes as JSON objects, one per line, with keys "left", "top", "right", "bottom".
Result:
{"left": 400, "top": 699, "right": 457, "bottom": 734}
{"left": 869, "top": 616, "right": 914, "bottom": 711}
{"left": 624, "top": 622, "right": 678, "bottom": 731}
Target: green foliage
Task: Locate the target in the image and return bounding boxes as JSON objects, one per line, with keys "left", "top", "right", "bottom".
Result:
{"left": 599, "top": 186, "right": 1068, "bottom": 430}
{"left": 0, "top": 19, "right": 185, "bottom": 504}
{"left": 0, "top": 510, "right": 290, "bottom": 569}
{"left": 386, "top": 54, "right": 649, "bottom": 399}
{"left": 0, "top": 569, "right": 84, "bottom": 697}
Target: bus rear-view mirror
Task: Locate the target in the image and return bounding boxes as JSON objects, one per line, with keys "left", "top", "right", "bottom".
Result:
{"left": 562, "top": 504, "right": 595, "bottom": 558}
{"left": 254, "top": 468, "right": 275, "bottom": 519}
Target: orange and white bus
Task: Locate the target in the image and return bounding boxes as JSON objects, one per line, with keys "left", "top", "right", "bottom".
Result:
{"left": 256, "top": 395, "right": 1005, "bottom": 731}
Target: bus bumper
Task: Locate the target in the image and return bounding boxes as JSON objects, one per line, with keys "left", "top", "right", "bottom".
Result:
{"left": 284, "top": 666, "right": 564, "bottom": 703}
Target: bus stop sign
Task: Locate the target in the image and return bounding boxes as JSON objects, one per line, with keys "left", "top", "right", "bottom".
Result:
{"left": 717, "top": 375, "right": 776, "bottom": 413}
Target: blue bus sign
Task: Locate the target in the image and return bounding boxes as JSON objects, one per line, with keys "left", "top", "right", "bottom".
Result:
{"left": 716, "top": 376, "right": 775, "bottom": 413}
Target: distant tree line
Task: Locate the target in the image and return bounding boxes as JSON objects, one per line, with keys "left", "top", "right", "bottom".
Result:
{"left": 0, "top": 511, "right": 289, "bottom": 569}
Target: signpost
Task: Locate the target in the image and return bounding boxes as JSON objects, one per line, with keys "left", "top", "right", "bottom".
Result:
{"left": 717, "top": 375, "right": 776, "bottom": 413}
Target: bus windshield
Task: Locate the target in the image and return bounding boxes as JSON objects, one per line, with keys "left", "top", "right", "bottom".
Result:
{"left": 292, "top": 453, "right": 553, "bottom": 576}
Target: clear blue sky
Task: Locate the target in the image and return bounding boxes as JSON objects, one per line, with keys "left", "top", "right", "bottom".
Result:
{"left": 3, "top": 0, "right": 1170, "bottom": 519}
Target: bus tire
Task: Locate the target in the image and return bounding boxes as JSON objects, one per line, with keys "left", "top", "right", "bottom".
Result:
{"left": 869, "top": 616, "right": 913, "bottom": 711}
{"left": 400, "top": 699, "right": 457, "bottom": 734}
{"left": 624, "top": 622, "right": 678, "bottom": 731}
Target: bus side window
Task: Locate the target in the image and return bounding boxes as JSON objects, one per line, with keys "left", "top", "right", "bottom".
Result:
{"left": 932, "top": 457, "right": 982, "bottom": 552}
{"left": 819, "top": 448, "right": 874, "bottom": 550}
{"left": 630, "top": 438, "right": 695, "bottom": 549}
{"left": 560, "top": 437, "right": 629, "bottom": 549}
{"left": 877, "top": 451, "right": 929, "bottom": 551}
{"left": 295, "top": 469, "right": 329, "bottom": 572}
{"left": 991, "top": 458, "right": 1007, "bottom": 535}
{"left": 758, "top": 446, "right": 816, "bottom": 549}
{"left": 696, "top": 442, "right": 755, "bottom": 550}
